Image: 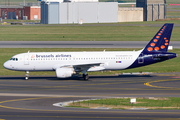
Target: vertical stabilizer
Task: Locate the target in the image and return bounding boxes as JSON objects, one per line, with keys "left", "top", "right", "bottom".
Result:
{"left": 142, "top": 23, "right": 174, "bottom": 53}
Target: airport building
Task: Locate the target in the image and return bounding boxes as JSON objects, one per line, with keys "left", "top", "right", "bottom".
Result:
{"left": 136, "top": 0, "right": 166, "bottom": 21}
{"left": 0, "top": 0, "right": 166, "bottom": 23}
{"left": 0, "top": 6, "right": 41, "bottom": 20}
{"left": 40, "top": 0, "right": 118, "bottom": 24}
{"left": 40, "top": 0, "right": 166, "bottom": 24}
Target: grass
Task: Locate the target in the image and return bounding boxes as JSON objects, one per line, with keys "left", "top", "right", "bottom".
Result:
{"left": 66, "top": 106, "right": 89, "bottom": 108}
{"left": 0, "top": 48, "right": 179, "bottom": 76}
{"left": 0, "top": 22, "right": 180, "bottom": 41}
{"left": 167, "top": 11, "right": 180, "bottom": 18}
{"left": 166, "top": 0, "right": 180, "bottom": 4}
{"left": 68, "top": 97, "right": 180, "bottom": 110}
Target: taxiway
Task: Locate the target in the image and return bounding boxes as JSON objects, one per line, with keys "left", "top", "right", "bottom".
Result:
{"left": 0, "top": 73, "right": 180, "bottom": 120}
{"left": 0, "top": 41, "right": 180, "bottom": 48}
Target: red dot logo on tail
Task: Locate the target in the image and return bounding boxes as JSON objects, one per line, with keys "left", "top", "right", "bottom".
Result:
{"left": 154, "top": 39, "right": 158, "bottom": 42}
{"left": 147, "top": 47, "right": 153, "bottom": 51}
{"left": 165, "top": 43, "right": 169, "bottom": 46}
{"left": 150, "top": 43, "right": 155, "bottom": 47}
{"left": 156, "top": 36, "right": 160, "bottom": 38}
{"left": 154, "top": 47, "right": 159, "bottom": 51}
{"left": 161, "top": 45, "right": 165, "bottom": 49}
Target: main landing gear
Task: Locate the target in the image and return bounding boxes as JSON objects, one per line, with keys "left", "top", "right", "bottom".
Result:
{"left": 25, "top": 71, "right": 29, "bottom": 80}
{"left": 83, "top": 74, "right": 89, "bottom": 81}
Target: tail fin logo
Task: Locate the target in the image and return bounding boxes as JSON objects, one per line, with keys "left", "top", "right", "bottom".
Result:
{"left": 143, "top": 23, "right": 174, "bottom": 53}
{"left": 31, "top": 55, "right": 35, "bottom": 58}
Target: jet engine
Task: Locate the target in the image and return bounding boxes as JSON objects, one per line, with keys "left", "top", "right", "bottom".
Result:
{"left": 56, "top": 68, "right": 74, "bottom": 78}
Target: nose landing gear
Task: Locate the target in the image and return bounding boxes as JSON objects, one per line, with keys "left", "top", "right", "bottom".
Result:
{"left": 25, "top": 71, "right": 29, "bottom": 80}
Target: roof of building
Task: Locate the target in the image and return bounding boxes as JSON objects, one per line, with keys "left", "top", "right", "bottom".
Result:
{"left": 0, "top": 5, "right": 24, "bottom": 8}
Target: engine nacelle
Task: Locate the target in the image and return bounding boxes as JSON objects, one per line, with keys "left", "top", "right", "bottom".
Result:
{"left": 56, "top": 68, "right": 74, "bottom": 78}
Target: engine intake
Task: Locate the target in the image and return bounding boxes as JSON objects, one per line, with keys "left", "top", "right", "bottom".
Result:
{"left": 56, "top": 68, "right": 74, "bottom": 78}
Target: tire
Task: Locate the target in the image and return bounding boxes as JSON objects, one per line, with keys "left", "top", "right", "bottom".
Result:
{"left": 25, "top": 76, "right": 29, "bottom": 80}
{"left": 83, "top": 74, "right": 89, "bottom": 81}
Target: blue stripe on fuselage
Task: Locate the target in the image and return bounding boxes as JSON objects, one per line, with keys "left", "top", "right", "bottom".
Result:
{"left": 127, "top": 52, "right": 176, "bottom": 69}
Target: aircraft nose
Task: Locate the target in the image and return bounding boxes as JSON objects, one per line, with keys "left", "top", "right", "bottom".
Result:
{"left": 3, "top": 61, "right": 10, "bottom": 69}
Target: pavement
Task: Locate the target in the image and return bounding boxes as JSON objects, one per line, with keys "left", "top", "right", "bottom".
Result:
{"left": 0, "top": 73, "right": 180, "bottom": 120}
{"left": 0, "top": 41, "right": 180, "bottom": 48}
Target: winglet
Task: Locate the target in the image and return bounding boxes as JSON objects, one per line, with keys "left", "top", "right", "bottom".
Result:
{"left": 142, "top": 23, "right": 174, "bottom": 53}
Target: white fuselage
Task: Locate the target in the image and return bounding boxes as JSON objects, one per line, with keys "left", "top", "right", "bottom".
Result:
{"left": 3, "top": 50, "right": 142, "bottom": 71}
{"left": 3, "top": 23, "right": 176, "bottom": 80}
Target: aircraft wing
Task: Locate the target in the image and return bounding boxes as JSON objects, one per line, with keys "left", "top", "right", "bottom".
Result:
{"left": 66, "top": 62, "right": 105, "bottom": 72}
{"left": 53, "top": 62, "right": 105, "bottom": 72}
{"left": 73, "top": 63, "right": 105, "bottom": 72}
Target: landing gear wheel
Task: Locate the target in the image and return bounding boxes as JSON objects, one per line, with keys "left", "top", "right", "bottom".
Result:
{"left": 83, "top": 74, "right": 89, "bottom": 81}
{"left": 25, "top": 76, "right": 29, "bottom": 80}
{"left": 25, "top": 71, "right": 29, "bottom": 80}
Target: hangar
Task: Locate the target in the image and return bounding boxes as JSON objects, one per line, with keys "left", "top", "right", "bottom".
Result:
{"left": 41, "top": 0, "right": 118, "bottom": 24}
{"left": 136, "top": 0, "right": 166, "bottom": 21}
{"left": 40, "top": 0, "right": 166, "bottom": 24}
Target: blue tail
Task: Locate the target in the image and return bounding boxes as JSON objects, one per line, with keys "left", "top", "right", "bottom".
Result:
{"left": 127, "top": 23, "right": 176, "bottom": 69}
{"left": 142, "top": 23, "right": 174, "bottom": 53}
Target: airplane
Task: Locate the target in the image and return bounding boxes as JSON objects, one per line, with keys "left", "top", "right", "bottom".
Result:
{"left": 3, "top": 23, "right": 177, "bottom": 80}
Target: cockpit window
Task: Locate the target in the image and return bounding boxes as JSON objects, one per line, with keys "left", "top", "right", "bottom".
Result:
{"left": 10, "top": 58, "right": 18, "bottom": 61}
